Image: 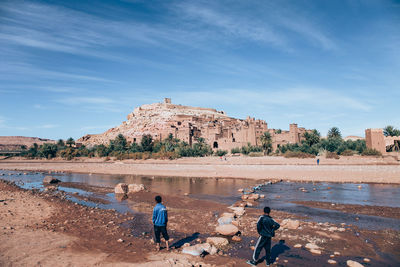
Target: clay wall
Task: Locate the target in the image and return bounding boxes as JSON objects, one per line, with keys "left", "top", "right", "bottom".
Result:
{"left": 365, "top": 129, "right": 386, "bottom": 154}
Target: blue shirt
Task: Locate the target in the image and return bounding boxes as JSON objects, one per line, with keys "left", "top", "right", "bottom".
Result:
{"left": 152, "top": 203, "right": 168, "bottom": 226}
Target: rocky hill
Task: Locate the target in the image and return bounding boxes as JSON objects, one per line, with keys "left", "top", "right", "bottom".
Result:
{"left": 0, "top": 136, "right": 55, "bottom": 150}
{"left": 78, "top": 99, "right": 229, "bottom": 146}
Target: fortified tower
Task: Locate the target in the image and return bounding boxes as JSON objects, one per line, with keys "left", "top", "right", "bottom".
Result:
{"left": 365, "top": 128, "right": 385, "bottom": 154}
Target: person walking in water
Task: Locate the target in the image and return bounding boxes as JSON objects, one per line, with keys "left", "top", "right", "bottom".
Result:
{"left": 152, "top": 195, "right": 169, "bottom": 251}
{"left": 247, "top": 207, "right": 280, "bottom": 266}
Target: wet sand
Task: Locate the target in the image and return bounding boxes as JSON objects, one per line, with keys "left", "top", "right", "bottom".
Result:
{"left": 1, "top": 156, "right": 400, "bottom": 183}
{"left": 1, "top": 178, "right": 399, "bottom": 266}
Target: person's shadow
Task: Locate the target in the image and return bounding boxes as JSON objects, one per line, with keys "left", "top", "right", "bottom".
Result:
{"left": 170, "top": 232, "right": 200, "bottom": 249}
{"left": 260, "top": 240, "right": 290, "bottom": 264}
{"left": 270, "top": 240, "right": 290, "bottom": 263}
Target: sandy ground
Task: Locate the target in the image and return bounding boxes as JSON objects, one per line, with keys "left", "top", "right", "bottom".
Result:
{"left": 1, "top": 155, "right": 400, "bottom": 183}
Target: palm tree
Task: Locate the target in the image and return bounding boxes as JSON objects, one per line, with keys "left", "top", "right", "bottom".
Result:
{"left": 260, "top": 132, "right": 272, "bottom": 154}
{"left": 66, "top": 137, "right": 75, "bottom": 147}
{"left": 383, "top": 125, "right": 400, "bottom": 137}
{"left": 327, "top": 127, "right": 342, "bottom": 139}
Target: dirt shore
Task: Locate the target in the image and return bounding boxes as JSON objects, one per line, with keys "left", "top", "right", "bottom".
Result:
{"left": 1, "top": 156, "right": 400, "bottom": 183}
{"left": 1, "top": 178, "right": 399, "bottom": 266}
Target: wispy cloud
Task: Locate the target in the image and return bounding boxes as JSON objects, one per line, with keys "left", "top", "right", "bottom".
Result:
{"left": 57, "top": 97, "right": 115, "bottom": 105}
{"left": 36, "top": 124, "right": 58, "bottom": 129}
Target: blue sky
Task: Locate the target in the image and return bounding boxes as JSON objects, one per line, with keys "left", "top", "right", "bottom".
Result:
{"left": 0, "top": 0, "right": 399, "bottom": 140}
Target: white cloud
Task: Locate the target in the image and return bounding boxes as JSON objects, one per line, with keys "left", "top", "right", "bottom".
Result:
{"left": 57, "top": 97, "right": 115, "bottom": 105}
{"left": 36, "top": 124, "right": 58, "bottom": 129}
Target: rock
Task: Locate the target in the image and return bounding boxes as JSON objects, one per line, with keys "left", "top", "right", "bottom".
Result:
{"left": 238, "top": 188, "right": 244, "bottom": 193}
{"left": 221, "top": 212, "right": 235, "bottom": 218}
{"left": 281, "top": 219, "right": 300, "bottom": 230}
{"left": 115, "top": 183, "right": 128, "bottom": 194}
{"left": 232, "top": 236, "right": 242, "bottom": 242}
{"left": 328, "top": 259, "right": 337, "bottom": 264}
{"left": 206, "top": 237, "right": 229, "bottom": 248}
{"left": 260, "top": 194, "right": 265, "bottom": 198}
{"left": 310, "top": 249, "right": 322, "bottom": 254}
{"left": 182, "top": 243, "right": 212, "bottom": 256}
{"left": 232, "top": 220, "right": 239, "bottom": 227}
{"left": 43, "top": 176, "right": 60, "bottom": 184}
{"left": 247, "top": 193, "right": 260, "bottom": 200}
{"left": 241, "top": 195, "right": 249, "bottom": 200}
{"left": 363, "top": 258, "right": 370, "bottom": 263}
{"left": 209, "top": 245, "right": 218, "bottom": 255}
{"left": 293, "top": 244, "right": 302, "bottom": 248}
{"left": 218, "top": 216, "right": 233, "bottom": 225}
{"left": 250, "top": 246, "right": 255, "bottom": 251}
{"left": 216, "top": 224, "right": 239, "bottom": 236}
{"left": 182, "top": 243, "right": 191, "bottom": 247}
{"left": 305, "top": 243, "right": 320, "bottom": 250}
{"left": 328, "top": 226, "right": 338, "bottom": 232}
{"left": 338, "top": 227, "right": 346, "bottom": 232}
{"left": 346, "top": 260, "right": 364, "bottom": 267}
{"left": 117, "top": 238, "right": 124, "bottom": 243}
{"left": 334, "top": 251, "right": 340, "bottom": 256}
{"left": 127, "top": 183, "right": 145, "bottom": 193}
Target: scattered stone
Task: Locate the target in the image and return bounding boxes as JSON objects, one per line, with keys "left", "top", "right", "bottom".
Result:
{"left": 247, "top": 193, "right": 260, "bottom": 200}
{"left": 293, "top": 244, "right": 302, "bottom": 248}
{"left": 184, "top": 192, "right": 189, "bottom": 196}
{"left": 328, "top": 259, "right": 337, "bottom": 264}
{"left": 334, "top": 251, "right": 340, "bottom": 256}
{"left": 305, "top": 243, "right": 320, "bottom": 250}
{"left": 328, "top": 226, "right": 338, "bottom": 232}
{"left": 237, "top": 188, "right": 244, "bottom": 193}
{"left": 114, "top": 183, "right": 128, "bottom": 194}
{"left": 310, "top": 249, "right": 322, "bottom": 254}
{"left": 43, "top": 176, "right": 60, "bottom": 184}
{"left": 250, "top": 246, "right": 255, "bottom": 251}
{"left": 127, "top": 183, "right": 145, "bottom": 194}
{"left": 281, "top": 219, "right": 300, "bottom": 230}
{"left": 338, "top": 228, "right": 346, "bottom": 232}
{"left": 231, "top": 220, "right": 239, "bottom": 227}
{"left": 363, "top": 258, "right": 370, "bottom": 263}
{"left": 117, "top": 239, "right": 124, "bottom": 243}
{"left": 231, "top": 236, "right": 242, "bottom": 242}
{"left": 260, "top": 194, "right": 265, "bottom": 198}
{"left": 216, "top": 224, "right": 239, "bottom": 236}
{"left": 182, "top": 243, "right": 213, "bottom": 256}
{"left": 206, "top": 237, "right": 229, "bottom": 248}
{"left": 217, "top": 216, "right": 233, "bottom": 226}
{"left": 346, "top": 260, "right": 364, "bottom": 267}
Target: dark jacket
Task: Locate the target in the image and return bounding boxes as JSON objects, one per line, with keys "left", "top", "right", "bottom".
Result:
{"left": 257, "top": 215, "right": 280, "bottom": 237}
{"left": 152, "top": 203, "right": 168, "bottom": 226}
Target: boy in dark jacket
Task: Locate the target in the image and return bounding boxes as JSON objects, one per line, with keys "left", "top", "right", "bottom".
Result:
{"left": 247, "top": 207, "right": 280, "bottom": 266}
{"left": 152, "top": 195, "right": 169, "bottom": 251}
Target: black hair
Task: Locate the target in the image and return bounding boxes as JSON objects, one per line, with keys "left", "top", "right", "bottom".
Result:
{"left": 264, "top": 206, "right": 271, "bottom": 214}
{"left": 155, "top": 195, "right": 162, "bottom": 203}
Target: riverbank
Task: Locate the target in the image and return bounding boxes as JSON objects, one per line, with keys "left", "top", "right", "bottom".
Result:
{"left": 1, "top": 175, "right": 399, "bottom": 267}
{"left": 1, "top": 156, "right": 400, "bottom": 183}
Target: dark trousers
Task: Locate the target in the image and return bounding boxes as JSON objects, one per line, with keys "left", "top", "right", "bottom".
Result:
{"left": 154, "top": 225, "right": 169, "bottom": 244}
{"left": 253, "top": 236, "right": 272, "bottom": 264}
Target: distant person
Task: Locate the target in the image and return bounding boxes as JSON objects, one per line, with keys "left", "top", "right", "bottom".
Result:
{"left": 152, "top": 195, "right": 169, "bottom": 251}
{"left": 247, "top": 207, "right": 280, "bottom": 266}
{"left": 317, "top": 158, "right": 320, "bottom": 165}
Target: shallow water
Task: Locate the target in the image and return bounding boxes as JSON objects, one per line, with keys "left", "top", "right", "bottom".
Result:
{"left": 1, "top": 170, "right": 400, "bottom": 230}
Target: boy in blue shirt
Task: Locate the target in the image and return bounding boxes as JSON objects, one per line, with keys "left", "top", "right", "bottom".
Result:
{"left": 152, "top": 195, "right": 169, "bottom": 251}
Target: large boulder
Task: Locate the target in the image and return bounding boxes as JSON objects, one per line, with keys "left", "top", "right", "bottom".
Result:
{"left": 216, "top": 224, "right": 239, "bottom": 236}
{"left": 128, "top": 183, "right": 145, "bottom": 194}
{"left": 114, "top": 183, "right": 128, "bottom": 194}
{"left": 43, "top": 176, "right": 60, "bottom": 184}
{"left": 281, "top": 219, "right": 300, "bottom": 230}
{"left": 206, "top": 237, "right": 229, "bottom": 248}
{"left": 346, "top": 260, "right": 364, "bottom": 267}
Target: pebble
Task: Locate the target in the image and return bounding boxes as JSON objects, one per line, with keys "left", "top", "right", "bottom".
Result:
{"left": 293, "top": 244, "right": 302, "bottom": 248}
{"left": 328, "top": 259, "right": 337, "bottom": 264}
{"left": 363, "top": 258, "right": 370, "bottom": 263}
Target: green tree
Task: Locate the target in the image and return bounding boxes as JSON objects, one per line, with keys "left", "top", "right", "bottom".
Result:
{"left": 259, "top": 132, "right": 273, "bottom": 154}
{"left": 383, "top": 125, "right": 400, "bottom": 137}
{"left": 303, "top": 129, "right": 321, "bottom": 147}
{"left": 57, "top": 139, "right": 65, "bottom": 147}
{"left": 66, "top": 137, "right": 75, "bottom": 147}
{"left": 39, "top": 143, "right": 58, "bottom": 159}
{"left": 111, "top": 134, "right": 128, "bottom": 152}
{"left": 327, "top": 127, "right": 342, "bottom": 139}
{"left": 95, "top": 144, "right": 108, "bottom": 157}
{"left": 141, "top": 134, "right": 154, "bottom": 152}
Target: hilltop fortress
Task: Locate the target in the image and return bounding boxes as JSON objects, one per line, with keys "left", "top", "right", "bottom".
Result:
{"left": 78, "top": 98, "right": 312, "bottom": 151}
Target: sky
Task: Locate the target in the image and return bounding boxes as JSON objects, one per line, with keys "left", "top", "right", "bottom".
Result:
{"left": 0, "top": 0, "right": 399, "bottom": 140}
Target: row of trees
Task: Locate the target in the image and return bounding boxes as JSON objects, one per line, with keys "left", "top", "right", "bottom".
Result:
{"left": 384, "top": 125, "right": 400, "bottom": 137}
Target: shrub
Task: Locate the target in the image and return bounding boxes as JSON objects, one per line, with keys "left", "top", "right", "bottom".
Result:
{"left": 361, "top": 148, "right": 382, "bottom": 156}
{"left": 248, "top": 152, "right": 264, "bottom": 157}
{"left": 340, "top": 149, "right": 354, "bottom": 156}
{"left": 141, "top": 152, "right": 151, "bottom": 160}
{"left": 284, "top": 151, "right": 315, "bottom": 158}
{"left": 231, "top": 147, "right": 240, "bottom": 154}
{"left": 326, "top": 151, "right": 340, "bottom": 159}
{"left": 215, "top": 150, "right": 228, "bottom": 156}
